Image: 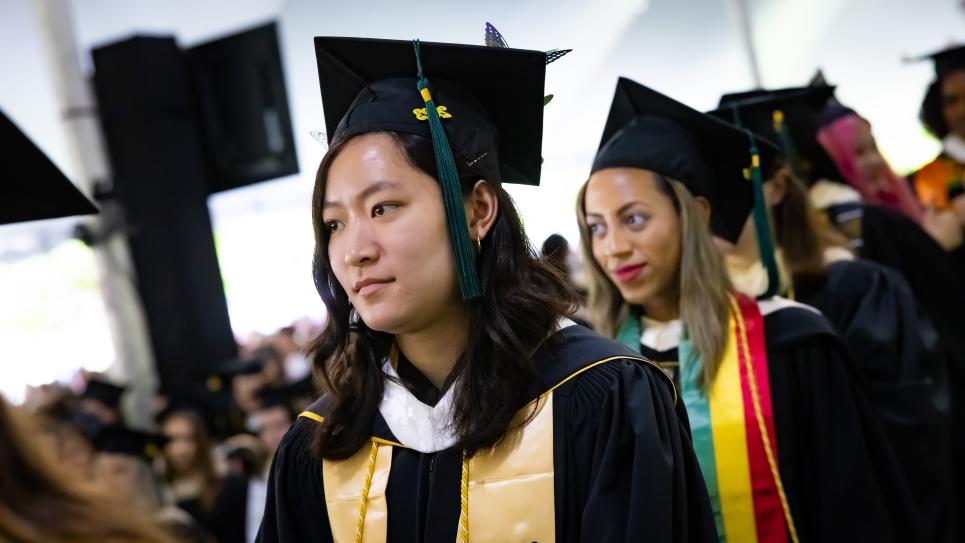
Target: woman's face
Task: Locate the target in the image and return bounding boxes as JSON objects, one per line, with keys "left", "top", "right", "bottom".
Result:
{"left": 851, "top": 120, "right": 887, "bottom": 186}
{"left": 583, "top": 168, "right": 682, "bottom": 311}
{"left": 94, "top": 453, "right": 154, "bottom": 509}
{"left": 323, "top": 133, "right": 463, "bottom": 334}
{"left": 162, "top": 415, "right": 198, "bottom": 475}
{"left": 942, "top": 70, "right": 965, "bottom": 140}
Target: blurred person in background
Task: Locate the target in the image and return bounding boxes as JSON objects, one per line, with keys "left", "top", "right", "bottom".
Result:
{"left": 221, "top": 434, "right": 268, "bottom": 480}
{"left": 92, "top": 425, "right": 168, "bottom": 513}
{"left": 33, "top": 392, "right": 100, "bottom": 478}
{"left": 253, "top": 346, "right": 287, "bottom": 388}
{"left": 914, "top": 44, "right": 965, "bottom": 227}
{"left": 214, "top": 388, "right": 294, "bottom": 543}
{"left": 270, "top": 327, "right": 312, "bottom": 383}
{"left": 213, "top": 357, "right": 266, "bottom": 434}
{"left": 816, "top": 104, "right": 925, "bottom": 223}
{"left": 78, "top": 375, "right": 126, "bottom": 425}
{"left": 541, "top": 233, "right": 592, "bottom": 328}
{"left": 0, "top": 396, "right": 176, "bottom": 543}
{"left": 816, "top": 102, "right": 965, "bottom": 254}
{"left": 158, "top": 407, "right": 224, "bottom": 534}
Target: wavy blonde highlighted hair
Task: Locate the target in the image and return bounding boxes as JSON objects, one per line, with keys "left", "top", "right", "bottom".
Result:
{"left": 576, "top": 174, "right": 733, "bottom": 386}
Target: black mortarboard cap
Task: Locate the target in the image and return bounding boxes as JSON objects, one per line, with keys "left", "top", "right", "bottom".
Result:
{"left": 912, "top": 44, "right": 965, "bottom": 78}
{"left": 816, "top": 103, "right": 857, "bottom": 129}
{"left": 1, "top": 110, "right": 97, "bottom": 225}
{"left": 254, "top": 384, "right": 295, "bottom": 411}
{"left": 314, "top": 36, "right": 546, "bottom": 186}
{"left": 94, "top": 425, "right": 168, "bottom": 462}
{"left": 211, "top": 356, "right": 265, "bottom": 378}
{"left": 591, "top": 77, "right": 780, "bottom": 243}
{"left": 710, "top": 85, "right": 840, "bottom": 182}
{"left": 81, "top": 378, "right": 125, "bottom": 409}
{"left": 69, "top": 409, "right": 106, "bottom": 442}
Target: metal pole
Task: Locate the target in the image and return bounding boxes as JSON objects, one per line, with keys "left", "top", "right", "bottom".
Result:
{"left": 32, "top": 0, "right": 159, "bottom": 429}
{"left": 732, "top": 0, "right": 763, "bottom": 88}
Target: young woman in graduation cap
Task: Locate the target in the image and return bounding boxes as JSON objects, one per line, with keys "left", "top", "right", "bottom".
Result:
{"left": 257, "top": 35, "right": 716, "bottom": 543}
{"left": 576, "top": 77, "right": 919, "bottom": 543}
{"left": 914, "top": 44, "right": 965, "bottom": 224}
{"left": 709, "top": 87, "right": 954, "bottom": 542}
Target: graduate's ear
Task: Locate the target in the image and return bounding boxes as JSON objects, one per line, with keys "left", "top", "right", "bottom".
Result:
{"left": 764, "top": 166, "right": 790, "bottom": 206}
{"left": 693, "top": 195, "right": 712, "bottom": 227}
{"left": 466, "top": 180, "right": 499, "bottom": 242}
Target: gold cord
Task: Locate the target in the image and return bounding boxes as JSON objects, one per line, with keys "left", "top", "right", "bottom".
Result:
{"left": 354, "top": 441, "right": 379, "bottom": 543}
{"left": 730, "top": 296, "right": 800, "bottom": 543}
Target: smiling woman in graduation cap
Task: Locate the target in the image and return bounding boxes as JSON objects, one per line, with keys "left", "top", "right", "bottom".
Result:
{"left": 256, "top": 35, "right": 716, "bottom": 543}
{"left": 576, "top": 77, "right": 919, "bottom": 543}
{"left": 914, "top": 44, "right": 965, "bottom": 221}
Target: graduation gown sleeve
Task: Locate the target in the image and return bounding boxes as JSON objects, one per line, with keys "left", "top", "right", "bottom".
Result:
{"left": 552, "top": 357, "right": 718, "bottom": 542}
{"left": 764, "top": 307, "right": 922, "bottom": 543}
{"left": 797, "top": 261, "right": 952, "bottom": 541}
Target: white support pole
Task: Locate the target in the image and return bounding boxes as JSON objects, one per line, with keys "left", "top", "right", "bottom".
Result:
{"left": 732, "top": 0, "right": 763, "bottom": 88}
{"left": 32, "top": 0, "right": 159, "bottom": 429}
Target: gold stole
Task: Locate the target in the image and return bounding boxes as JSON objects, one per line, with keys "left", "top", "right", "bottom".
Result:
{"left": 317, "top": 393, "right": 556, "bottom": 542}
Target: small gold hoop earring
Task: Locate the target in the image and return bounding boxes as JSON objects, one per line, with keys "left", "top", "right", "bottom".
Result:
{"left": 474, "top": 237, "right": 482, "bottom": 252}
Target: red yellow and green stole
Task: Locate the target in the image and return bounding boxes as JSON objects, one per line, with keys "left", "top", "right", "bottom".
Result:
{"left": 618, "top": 293, "right": 797, "bottom": 543}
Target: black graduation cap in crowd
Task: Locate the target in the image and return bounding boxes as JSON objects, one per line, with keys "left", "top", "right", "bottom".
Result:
{"left": 201, "top": 355, "right": 265, "bottom": 401}
{"left": 254, "top": 384, "right": 296, "bottom": 412}
{"left": 816, "top": 103, "right": 857, "bottom": 129}
{"left": 94, "top": 425, "right": 168, "bottom": 462}
{"left": 81, "top": 378, "right": 126, "bottom": 409}
{"left": 0, "top": 109, "right": 97, "bottom": 225}
{"left": 213, "top": 356, "right": 265, "bottom": 377}
{"left": 709, "top": 85, "right": 841, "bottom": 183}
{"left": 591, "top": 77, "right": 780, "bottom": 243}
{"left": 68, "top": 408, "right": 107, "bottom": 441}
{"left": 911, "top": 44, "right": 965, "bottom": 78}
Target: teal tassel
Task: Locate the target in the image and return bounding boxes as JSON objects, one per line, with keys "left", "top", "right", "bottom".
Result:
{"left": 772, "top": 110, "right": 805, "bottom": 182}
{"left": 727, "top": 105, "right": 781, "bottom": 298}
{"left": 747, "top": 138, "right": 781, "bottom": 299}
{"left": 412, "top": 40, "right": 481, "bottom": 300}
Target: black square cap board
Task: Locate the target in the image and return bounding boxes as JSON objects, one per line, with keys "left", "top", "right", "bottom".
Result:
{"left": 314, "top": 36, "right": 547, "bottom": 186}
{"left": 592, "top": 77, "right": 779, "bottom": 243}
{"left": 1, "top": 109, "right": 97, "bottom": 225}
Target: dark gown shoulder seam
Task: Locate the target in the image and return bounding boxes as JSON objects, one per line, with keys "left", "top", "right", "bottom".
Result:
{"left": 545, "top": 354, "right": 677, "bottom": 404}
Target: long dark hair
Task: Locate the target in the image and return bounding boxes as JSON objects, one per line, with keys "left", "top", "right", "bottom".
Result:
{"left": 308, "top": 132, "right": 576, "bottom": 459}
{"left": 159, "top": 410, "right": 221, "bottom": 512}
{"left": 769, "top": 164, "right": 849, "bottom": 286}
{"left": 921, "top": 80, "right": 948, "bottom": 139}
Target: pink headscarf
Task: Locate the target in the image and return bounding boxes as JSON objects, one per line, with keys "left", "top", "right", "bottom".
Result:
{"left": 817, "top": 113, "right": 923, "bottom": 223}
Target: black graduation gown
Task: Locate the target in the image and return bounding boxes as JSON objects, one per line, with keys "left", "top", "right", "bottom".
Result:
{"left": 795, "top": 260, "right": 952, "bottom": 542}
{"left": 859, "top": 205, "right": 965, "bottom": 531}
{"left": 212, "top": 474, "right": 249, "bottom": 543}
{"left": 859, "top": 205, "right": 965, "bottom": 370}
{"left": 639, "top": 304, "right": 922, "bottom": 543}
{"left": 257, "top": 325, "right": 717, "bottom": 542}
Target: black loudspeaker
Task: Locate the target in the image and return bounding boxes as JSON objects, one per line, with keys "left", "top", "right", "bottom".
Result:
{"left": 188, "top": 22, "right": 298, "bottom": 193}
{"left": 92, "top": 36, "right": 238, "bottom": 394}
